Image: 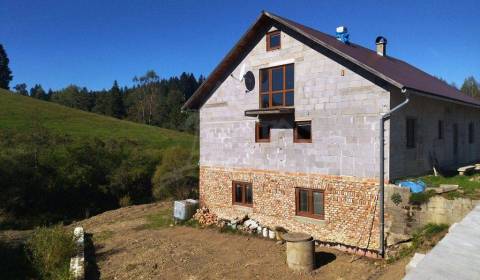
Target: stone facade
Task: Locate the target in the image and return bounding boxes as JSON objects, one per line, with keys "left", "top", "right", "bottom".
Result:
{"left": 200, "top": 166, "right": 380, "bottom": 251}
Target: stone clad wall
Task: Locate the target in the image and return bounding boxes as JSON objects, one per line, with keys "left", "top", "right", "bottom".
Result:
{"left": 200, "top": 166, "right": 381, "bottom": 251}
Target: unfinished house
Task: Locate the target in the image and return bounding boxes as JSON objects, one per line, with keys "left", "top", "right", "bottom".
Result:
{"left": 182, "top": 11, "right": 480, "bottom": 254}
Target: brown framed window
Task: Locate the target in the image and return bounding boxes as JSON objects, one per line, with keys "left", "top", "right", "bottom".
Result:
{"left": 438, "top": 120, "right": 444, "bottom": 140}
{"left": 255, "top": 122, "right": 270, "bottom": 142}
{"left": 406, "top": 118, "right": 416, "bottom": 148}
{"left": 232, "top": 181, "right": 253, "bottom": 207}
{"left": 266, "top": 30, "right": 281, "bottom": 51}
{"left": 295, "top": 188, "right": 324, "bottom": 220}
{"left": 294, "top": 121, "right": 312, "bottom": 143}
{"left": 469, "top": 122, "right": 475, "bottom": 144}
{"left": 259, "top": 64, "right": 294, "bottom": 108}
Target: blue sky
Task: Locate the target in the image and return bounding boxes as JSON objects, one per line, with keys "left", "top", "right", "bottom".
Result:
{"left": 1, "top": 0, "right": 479, "bottom": 90}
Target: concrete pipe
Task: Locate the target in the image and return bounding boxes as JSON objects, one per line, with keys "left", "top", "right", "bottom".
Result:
{"left": 283, "top": 232, "right": 314, "bottom": 272}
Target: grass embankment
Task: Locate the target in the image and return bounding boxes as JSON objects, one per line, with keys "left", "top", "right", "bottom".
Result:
{"left": 0, "top": 89, "right": 197, "bottom": 150}
{"left": 409, "top": 173, "right": 480, "bottom": 202}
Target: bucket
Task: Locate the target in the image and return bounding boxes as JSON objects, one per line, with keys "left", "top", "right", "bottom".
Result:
{"left": 262, "top": 228, "right": 269, "bottom": 238}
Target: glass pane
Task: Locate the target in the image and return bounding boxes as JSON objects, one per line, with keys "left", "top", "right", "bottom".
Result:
{"left": 260, "top": 69, "right": 269, "bottom": 92}
{"left": 258, "top": 123, "right": 270, "bottom": 140}
{"left": 272, "top": 68, "right": 283, "bottom": 91}
{"left": 269, "top": 33, "right": 280, "bottom": 48}
{"left": 286, "top": 64, "right": 294, "bottom": 89}
{"left": 296, "top": 122, "right": 311, "bottom": 140}
{"left": 235, "top": 184, "right": 243, "bottom": 203}
{"left": 261, "top": 94, "right": 269, "bottom": 108}
{"left": 299, "top": 190, "right": 308, "bottom": 212}
{"left": 272, "top": 93, "right": 283, "bottom": 107}
{"left": 313, "top": 192, "right": 324, "bottom": 215}
{"left": 285, "top": 91, "right": 294, "bottom": 106}
{"left": 245, "top": 185, "right": 253, "bottom": 204}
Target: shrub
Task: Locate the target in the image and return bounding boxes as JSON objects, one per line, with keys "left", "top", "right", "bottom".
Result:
{"left": 26, "top": 225, "right": 76, "bottom": 280}
{"left": 119, "top": 195, "right": 132, "bottom": 207}
{"left": 391, "top": 192, "right": 403, "bottom": 206}
{"left": 409, "top": 190, "right": 436, "bottom": 205}
{"left": 151, "top": 146, "right": 198, "bottom": 200}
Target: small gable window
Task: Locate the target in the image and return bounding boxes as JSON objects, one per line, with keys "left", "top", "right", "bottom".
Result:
{"left": 266, "top": 30, "right": 281, "bottom": 51}
{"left": 294, "top": 121, "right": 312, "bottom": 143}
{"left": 255, "top": 122, "right": 270, "bottom": 142}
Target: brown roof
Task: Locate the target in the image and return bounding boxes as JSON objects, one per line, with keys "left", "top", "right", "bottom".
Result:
{"left": 183, "top": 11, "right": 480, "bottom": 110}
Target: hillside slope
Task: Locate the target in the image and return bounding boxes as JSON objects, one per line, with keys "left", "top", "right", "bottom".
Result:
{"left": 0, "top": 89, "right": 196, "bottom": 150}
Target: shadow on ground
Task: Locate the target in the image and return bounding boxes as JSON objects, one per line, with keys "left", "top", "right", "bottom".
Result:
{"left": 85, "top": 233, "right": 101, "bottom": 280}
{"left": 0, "top": 240, "right": 35, "bottom": 280}
{"left": 315, "top": 251, "right": 336, "bottom": 269}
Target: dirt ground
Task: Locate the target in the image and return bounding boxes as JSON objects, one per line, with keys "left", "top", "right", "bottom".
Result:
{"left": 77, "top": 202, "right": 408, "bottom": 280}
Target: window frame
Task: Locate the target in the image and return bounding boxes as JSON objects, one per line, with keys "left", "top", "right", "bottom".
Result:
{"left": 255, "top": 122, "right": 270, "bottom": 143}
{"left": 294, "top": 121, "right": 312, "bottom": 143}
{"left": 406, "top": 118, "right": 416, "bottom": 149}
{"left": 295, "top": 188, "right": 325, "bottom": 220}
{"left": 259, "top": 64, "right": 294, "bottom": 108}
{"left": 232, "top": 181, "right": 253, "bottom": 207}
{"left": 438, "top": 120, "right": 444, "bottom": 140}
{"left": 469, "top": 122, "right": 475, "bottom": 144}
{"left": 266, "top": 30, "right": 281, "bottom": 51}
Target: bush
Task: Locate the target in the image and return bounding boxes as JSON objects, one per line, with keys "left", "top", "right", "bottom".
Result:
{"left": 119, "top": 195, "right": 132, "bottom": 207}
{"left": 409, "top": 190, "right": 436, "bottom": 205}
{"left": 152, "top": 146, "right": 198, "bottom": 200}
{"left": 26, "top": 225, "right": 76, "bottom": 280}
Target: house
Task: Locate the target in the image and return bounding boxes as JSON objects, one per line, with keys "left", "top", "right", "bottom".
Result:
{"left": 182, "top": 11, "right": 480, "bottom": 255}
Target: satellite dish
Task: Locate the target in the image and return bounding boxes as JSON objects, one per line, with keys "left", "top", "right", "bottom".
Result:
{"left": 244, "top": 71, "right": 255, "bottom": 91}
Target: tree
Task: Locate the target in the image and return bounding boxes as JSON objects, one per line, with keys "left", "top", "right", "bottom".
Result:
{"left": 13, "top": 83, "right": 28, "bottom": 96}
{"left": 30, "top": 84, "right": 47, "bottom": 100}
{"left": 0, "top": 44, "right": 13, "bottom": 89}
{"left": 109, "top": 81, "right": 125, "bottom": 118}
{"left": 460, "top": 76, "right": 479, "bottom": 99}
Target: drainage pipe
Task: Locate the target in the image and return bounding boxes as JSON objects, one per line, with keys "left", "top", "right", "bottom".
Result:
{"left": 379, "top": 88, "right": 409, "bottom": 257}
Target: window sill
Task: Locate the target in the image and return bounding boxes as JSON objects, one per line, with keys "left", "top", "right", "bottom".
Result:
{"left": 233, "top": 205, "right": 253, "bottom": 213}
{"left": 294, "top": 215, "right": 326, "bottom": 226}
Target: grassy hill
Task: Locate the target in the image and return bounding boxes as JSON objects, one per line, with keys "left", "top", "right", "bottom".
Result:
{"left": 0, "top": 88, "right": 197, "bottom": 150}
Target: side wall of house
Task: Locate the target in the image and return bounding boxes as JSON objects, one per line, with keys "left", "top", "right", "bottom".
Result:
{"left": 199, "top": 27, "right": 390, "bottom": 251}
{"left": 389, "top": 90, "right": 480, "bottom": 179}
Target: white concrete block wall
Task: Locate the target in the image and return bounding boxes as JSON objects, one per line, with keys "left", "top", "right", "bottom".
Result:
{"left": 390, "top": 90, "right": 480, "bottom": 179}
{"left": 199, "top": 25, "right": 391, "bottom": 179}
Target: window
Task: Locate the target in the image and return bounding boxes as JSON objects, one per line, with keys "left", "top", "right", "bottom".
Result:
{"left": 232, "top": 181, "right": 253, "bottom": 207}
{"left": 260, "top": 64, "right": 294, "bottom": 108}
{"left": 294, "top": 121, "right": 312, "bottom": 143}
{"left": 406, "top": 118, "right": 416, "bottom": 148}
{"left": 469, "top": 122, "right": 475, "bottom": 144}
{"left": 295, "top": 188, "right": 324, "bottom": 219}
{"left": 266, "top": 30, "right": 281, "bottom": 51}
{"left": 255, "top": 122, "right": 270, "bottom": 142}
{"left": 438, "top": 120, "right": 444, "bottom": 140}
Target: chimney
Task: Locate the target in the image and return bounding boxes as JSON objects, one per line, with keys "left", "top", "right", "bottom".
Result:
{"left": 375, "top": 36, "right": 387, "bottom": 56}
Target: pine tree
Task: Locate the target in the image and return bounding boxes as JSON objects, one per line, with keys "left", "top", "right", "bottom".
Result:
{"left": 461, "top": 76, "right": 479, "bottom": 99}
{"left": 109, "top": 81, "right": 125, "bottom": 118}
{"left": 0, "top": 44, "right": 13, "bottom": 89}
{"left": 30, "top": 84, "right": 47, "bottom": 100}
{"left": 13, "top": 83, "right": 28, "bottom": 95}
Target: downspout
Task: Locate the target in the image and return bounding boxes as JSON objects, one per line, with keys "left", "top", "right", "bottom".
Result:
{"left": 379, "top": 88, "right": 409, "bottom": 257}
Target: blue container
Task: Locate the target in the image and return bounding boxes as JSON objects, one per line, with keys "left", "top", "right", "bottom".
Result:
{"left": 397, "top": 180, "right": 426, "bottom": 193}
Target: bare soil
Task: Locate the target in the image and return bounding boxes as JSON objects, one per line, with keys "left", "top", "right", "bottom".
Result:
{"left": 76, "top": 202, "right": 408, "bottom": 280}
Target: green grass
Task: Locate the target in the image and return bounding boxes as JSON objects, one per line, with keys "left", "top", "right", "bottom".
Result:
{"left": 414, "top": 174, "right": 480, "bottom": 199}
{"left": 388, "top": 223, "right": 449, "bottom": 263}
{"left": 0, "top": 89, "right": 197, "bottom": 151}
{"left": 143, "top": 208, "right": 175, "bottom": 229}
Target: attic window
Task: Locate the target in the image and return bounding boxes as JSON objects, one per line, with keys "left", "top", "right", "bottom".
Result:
{"left": 266, "top": 31, "right": 281, "bottom": 51}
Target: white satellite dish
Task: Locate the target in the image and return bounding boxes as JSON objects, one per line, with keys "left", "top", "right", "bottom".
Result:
{"left": 230, "top": 63, "right": 246, "bottom": 81}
